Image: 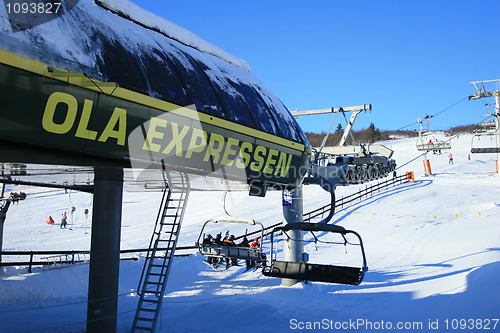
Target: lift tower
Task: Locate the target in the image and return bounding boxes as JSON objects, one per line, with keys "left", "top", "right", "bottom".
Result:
{"left": 469, "top": 79, "right": 500, "bottom": 173}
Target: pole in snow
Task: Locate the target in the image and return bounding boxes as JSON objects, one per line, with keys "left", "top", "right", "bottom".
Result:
{"left": 281, "top": 185, "right": 304, "bottom": 286}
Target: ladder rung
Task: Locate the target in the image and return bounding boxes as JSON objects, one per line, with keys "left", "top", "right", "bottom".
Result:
{"left": 138, "top": 308, "right": 156, "bottom": 313}
{"left": 142, "top": 298, "right": 160, "bottom": 303}
{"left": 145, "top": 281, "right": 162, "bottom": 285}
{"left": 136, "top": 317, "right": 154, "bottom": 322}
{"left": 133, "top": 326, "right": 153, "bottom": 331}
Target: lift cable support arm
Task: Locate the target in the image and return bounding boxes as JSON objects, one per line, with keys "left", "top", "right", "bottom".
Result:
{"left": 469, "top": 79, "right": 500, "bottom": 102}
{"left": 291, "top": 104, "right": 372, "bottom": 148}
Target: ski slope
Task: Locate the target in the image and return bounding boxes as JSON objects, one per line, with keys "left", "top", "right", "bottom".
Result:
{"left": 1, "top": 134, "right": 499, "bottom": 333}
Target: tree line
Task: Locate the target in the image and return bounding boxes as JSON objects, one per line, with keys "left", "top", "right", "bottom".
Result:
{"left": 304, "top": 123, "right": 483, "bottom": 147}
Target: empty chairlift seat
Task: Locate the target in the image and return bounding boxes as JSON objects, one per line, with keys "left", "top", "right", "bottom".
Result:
{"left": 470, "top": 132, "right": 500, "bottom": 154}
{"left": 262, "top": 222, "right": 368, "bottom": 285}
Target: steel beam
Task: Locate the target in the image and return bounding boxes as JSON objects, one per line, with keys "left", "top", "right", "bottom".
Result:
{"left": 86, "top": 167, "right": 123, "bottom": 333}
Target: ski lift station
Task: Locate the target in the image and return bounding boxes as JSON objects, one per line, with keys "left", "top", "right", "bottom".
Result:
{"left": 1, "top": 1, "right": 498, "bottom": 332}
{"left": 0, "top": 1, "right": 386, "bottom": 332}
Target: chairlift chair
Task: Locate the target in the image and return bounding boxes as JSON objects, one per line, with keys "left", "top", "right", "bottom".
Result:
{"left": 416, "top": 132, "right": 451, "bottom": 153}
{"left": 416, "top": 117, "right": 451, "bottom": 153}
{"left": 470, "top": 132, "right": 500, "bottom": 154}
{"left": 262, "top": 222, "right": 368, "bottom": 285}
{"left": 196, "top": 216, "right": 267, "bottom": 265}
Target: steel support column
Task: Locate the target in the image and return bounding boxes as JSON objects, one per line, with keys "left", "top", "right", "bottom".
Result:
{"left": 87, "top": 167, "right": 123, "bottom": 333}
{"left": 281, "top": 185, "right": 304, "bottom": 286}
{"left": 495, "top": 92, "right": 500, "bottom": 173}
{"left": 0, "top": 202, "right": 10, "bottom": 263}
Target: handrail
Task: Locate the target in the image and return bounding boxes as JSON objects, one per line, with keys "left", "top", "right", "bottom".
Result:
{"left": 303, "top": 173, "right": 409, "bottom": 222}
{"left": 0, "top": 247, "right": 193, "bottom": 273}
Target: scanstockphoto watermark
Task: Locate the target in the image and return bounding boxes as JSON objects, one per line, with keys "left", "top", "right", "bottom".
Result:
{"left": 290, "top": 318, "right": 500, "bottom": 331}
{"left": 290, "top": 318, "right": 425, "bottom": 331}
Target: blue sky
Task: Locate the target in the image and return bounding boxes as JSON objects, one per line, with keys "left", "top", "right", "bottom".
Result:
{"left": 130, "top": 0, "right": 500, "bottom": 133}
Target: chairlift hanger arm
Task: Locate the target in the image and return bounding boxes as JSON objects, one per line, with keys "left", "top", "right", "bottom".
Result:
{"left": 468, "top": 79, "right": 500, "bottom": 100}
{"left": 290, "top": 104, "right": 372, "bottom": 117}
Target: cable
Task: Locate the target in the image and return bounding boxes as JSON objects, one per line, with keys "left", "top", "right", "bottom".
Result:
{"left": 395, "top": 112, "right": 494, "bottom": 171}
{"left": 365, "top": 96, "right": 469, "bottom": 144}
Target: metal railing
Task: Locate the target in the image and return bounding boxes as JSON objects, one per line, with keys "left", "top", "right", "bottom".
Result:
{"left": 303, "top": 173, "right": 411, "bottom": 222}
{"left": 0, "top": 246, "right": 193, "bottom": 273}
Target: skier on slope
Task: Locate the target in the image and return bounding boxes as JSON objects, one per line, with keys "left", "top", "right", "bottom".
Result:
{"left": 60, "top": 212, "right": 68, "bottom": 229}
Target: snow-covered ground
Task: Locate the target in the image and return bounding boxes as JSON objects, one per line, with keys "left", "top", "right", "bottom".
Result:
{"left": 1, "top": 134, "right": 499, "bottom": 333}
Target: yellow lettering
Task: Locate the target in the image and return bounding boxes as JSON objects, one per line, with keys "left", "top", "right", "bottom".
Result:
{"left": 236, "top": 141, "right": 253, "bottom": 169}
{"left": 274, "top": 152, "right": 293, "bottom": 177}
{"left": 263, "top": 148, "right": 279, "bottom": 174}
{"left": 250, "top": 145, "right": 267, "bottom": 172}
{"left": 185, "top": 128, "right": 207, "bottom": 158}
{"left": 203, "top": 133, "right": 225, "bottom": 163}
{"left": 42, "top": 92, "right": 78, "bottom": 134}
{"left": 75, "top": 99, "right": 98, "bottom": 140}
{"left": 142, "top": 117, "right": 167, "bottom": 152}
{"left": 162, "top": 122, "right": 190, "bottom": 156}
{"left": 221, "top": 137, "right": 240, "bottom": 166}
{"left": 98, "top": 107, "right": 127, "bottom": 146}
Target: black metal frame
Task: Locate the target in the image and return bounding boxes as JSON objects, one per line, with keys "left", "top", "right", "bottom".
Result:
{"left": 262, "top": 222, "right": 368, "bottom": 285}
{"left": 470, "top": 132, "right": 500, "bottom": 154}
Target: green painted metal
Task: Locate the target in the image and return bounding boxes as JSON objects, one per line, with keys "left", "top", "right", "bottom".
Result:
{"left": 0, "top": 63, "right": 310, "bottom": 188}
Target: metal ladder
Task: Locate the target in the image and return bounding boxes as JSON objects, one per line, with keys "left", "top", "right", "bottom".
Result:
{"left": 131, "top": 171, "right": 190, "bottom": 333}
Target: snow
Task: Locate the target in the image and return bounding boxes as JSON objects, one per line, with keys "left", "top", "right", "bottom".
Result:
{"left": 1, "top": 134, "right": 500, "bottom": 332}
{"left": 0, "top": 0, "right": 249, "bottom": 71}
{"left": 98, "top": 0, "right": 250, "bottom": 71}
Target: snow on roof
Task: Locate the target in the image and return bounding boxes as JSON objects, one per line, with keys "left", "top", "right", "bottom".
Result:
{"left": 98, "top": 0, "right": 250, "bottom": 71}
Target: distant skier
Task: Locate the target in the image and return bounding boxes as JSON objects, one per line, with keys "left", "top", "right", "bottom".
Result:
{"left": 448, "top": 153, "right": 453, "bottom": 164}
{"left": 60, "top": 212, "right": 67, "bottom": 229}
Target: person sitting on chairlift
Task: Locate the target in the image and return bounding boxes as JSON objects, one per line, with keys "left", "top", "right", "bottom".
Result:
{"left": 251, "top": 237, "right": 259, "bottom": 249}
{"left": 223, "top": 235, "right": 237, "bottom": 267}
{"left": 203, "top": 234, "right": 216, "bottom": 265}
{"left": 211, "top": 234, "right": 223, "bottom": 265}
{"left": 238, "top": 236, "right": 252, "bottom": 269}
{"left": 213, "top": 233, "right": 222, "bottom": 245}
